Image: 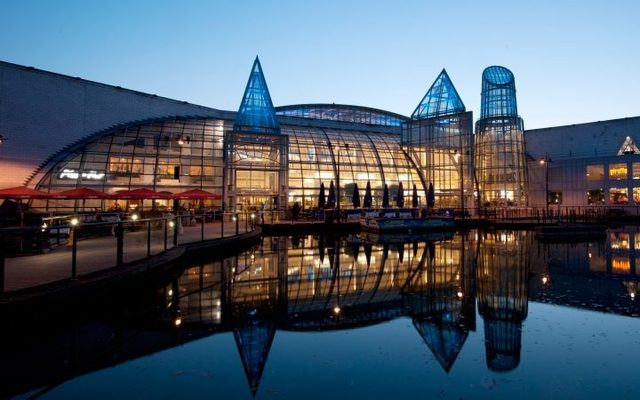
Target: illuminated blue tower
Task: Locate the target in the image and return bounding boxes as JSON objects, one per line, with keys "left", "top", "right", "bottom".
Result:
{"left": 474, "top": 66, "right": 528, "bottom": 208}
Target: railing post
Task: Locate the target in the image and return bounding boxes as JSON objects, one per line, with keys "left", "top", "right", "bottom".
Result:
{"left": 147, "top": 219, "right": 152, "bottom": 257}
{"left": 71, "top": 226, "right": 78, "bottom": 280}
{"left": 221, "top": 212, "right": 224, "bottom": 239}
{"left": 245, "top": 212, "right": 248, "bottom": 232}
{"left": 173, "top": 217, "right": 178, "bottom": 247}
{"left": 201, "top": 212, "right": 205, "bottom": 241}
{"left": 116, "top": 222, "right": 124, "bottom": 266}
{"left": 235, "top": 213, "right": 239, "bottom": 235}
{"left": 163, "top": 218, "right": 168, "bottom": 251}
{"left": 0, "top": 232, "right": 5, "bottom": 294}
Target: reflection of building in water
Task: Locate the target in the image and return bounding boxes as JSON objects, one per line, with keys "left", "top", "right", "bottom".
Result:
{"left": 234, "top": 319, "right": 276, "bottom": 397}
{"left": 404, "top": 232, "right": 476, "bottom": 372}
{"left": 476, "top": 230, "right": 530, "bottom": 372}
{"left": 529, "top": 227, "right": 640, "bottom": 312}
{"left": 164, "top": 233, "right": 474, "bottom": 392}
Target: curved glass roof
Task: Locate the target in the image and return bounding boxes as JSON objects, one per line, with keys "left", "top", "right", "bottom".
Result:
{"left": 275, "top": 104, "right": 408, "bottom": 127}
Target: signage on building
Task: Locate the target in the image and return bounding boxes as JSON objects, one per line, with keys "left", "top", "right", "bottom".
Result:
{"left": 59, "top": 169, "right": 105, "bottom": 180}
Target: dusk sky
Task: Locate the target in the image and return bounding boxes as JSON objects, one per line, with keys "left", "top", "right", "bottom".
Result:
{"left": 1, "top": 0, "right": 638, "bottom": 129}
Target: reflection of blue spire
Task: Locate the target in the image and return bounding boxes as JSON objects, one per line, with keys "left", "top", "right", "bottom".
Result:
{"left": 234, "top": 320, "right": 276, "bottom": 397}
{"left": 234, "top": 56, "right": 280, "bottom": 134}
{"left": 413, "top": 317, "right": 468, "bottom": 373}
{"left": 412, "top": 69, "right": 465, "bottom": 119}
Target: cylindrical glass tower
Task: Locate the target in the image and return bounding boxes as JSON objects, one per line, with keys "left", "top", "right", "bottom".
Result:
{"left": 475, "top": 66, "right": 528, "bottom": 209}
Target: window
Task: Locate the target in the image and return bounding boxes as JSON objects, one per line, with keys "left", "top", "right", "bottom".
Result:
{"left": 633, "top": 163, "right": 640, "bottom": 179}
{"left": 547, "top": 191, "right": 562, "bottom": 205}
{"left": 609, "top": 163, "right": 628, "bottom": 180}
{"left": 587, "top": 188, "right": 604, "bottom": 205}
{"left": 586, "top": 165, "right": 604, "bottom": 181}
{"left": 634, "top": 187, "right": 640, "bottom": 204}
{"left": 609, "top": 187, "right": 628, "bottom": 204}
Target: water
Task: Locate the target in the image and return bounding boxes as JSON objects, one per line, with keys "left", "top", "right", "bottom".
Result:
{"left": 3, "top": 228, "right": 640, "bottom": 399}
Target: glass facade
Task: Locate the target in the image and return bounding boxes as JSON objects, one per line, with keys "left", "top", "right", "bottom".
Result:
{"left": 275, "top": 104, "right": 407, "bottom": 127}
{"left": 402, "top": 70, "right": 474, "bottom": 210}
{"left": 475, "top": 66, "right": 528, "bottom": 208}
{"left": 31, "top": 118, "right": 226, "bottom": 211}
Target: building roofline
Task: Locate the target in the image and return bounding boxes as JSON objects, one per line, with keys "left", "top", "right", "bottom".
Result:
{"left": 526, "top": 115, "right": 640, "bottom": 133}
{"left": 0, "top": 59, "right": 219, "bottom": 112}
{"left": 275, "top": 103, "right": 410, "bottom": 121}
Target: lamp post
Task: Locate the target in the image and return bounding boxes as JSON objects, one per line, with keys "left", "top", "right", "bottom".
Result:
{"left": 540, "top": 154, "right": 550, "bottom": 217}
{"left": 335, "top": 144, "right": 340, "bottom": 212}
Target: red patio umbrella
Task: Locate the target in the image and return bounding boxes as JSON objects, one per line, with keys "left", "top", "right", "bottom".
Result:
{"left": 112, "top": 188, "right": 172, "bottom": 200}
{"left": 0, "top": 186, "right": 51, "bottom": 199}
{"left": 50, "top": 187, "right": 111, "bottom": 199}
{"left": 171, "top": 189, "right": 221, "bottom": 200}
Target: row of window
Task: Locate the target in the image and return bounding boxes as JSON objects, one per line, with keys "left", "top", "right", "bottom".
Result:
{"left": 587, "top": 163, "right": 640, "bottom": 181}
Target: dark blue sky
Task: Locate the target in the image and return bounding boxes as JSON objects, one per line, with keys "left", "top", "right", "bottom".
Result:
{"left": 1, "top": 0, "right": 638, "bottom": 129}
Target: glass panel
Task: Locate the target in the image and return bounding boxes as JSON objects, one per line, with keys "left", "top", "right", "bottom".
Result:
{"left": 633, "top": 163, "right": 640, "bottom": 179}
{"left": 634, "top": 187, "right": 640, "bottom": 204}
{"left": 587, "top": 189, "right": 605, "bottom": 205}
{"left": 587, "top": 165, "right": 604, "bottom": 181}
{"left": 609, "top": 187, "right": 628, "bottom": 204}
{"left": 609, "top": 163, "right": 628, "bottom": 180}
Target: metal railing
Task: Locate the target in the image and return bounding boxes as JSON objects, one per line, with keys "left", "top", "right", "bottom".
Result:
{"left": 0, "top": 211, "right": 256, "bottom": 294}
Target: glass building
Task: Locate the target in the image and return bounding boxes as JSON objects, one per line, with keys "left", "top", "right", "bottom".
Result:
{"left": 402, "top": 69, "right": 474, "bottom": 210}
{"left": 26, "top": 58, "right": 452, "bottom": 214}
{"left": 475, "top": 66, "right": 528, "bottom": 209}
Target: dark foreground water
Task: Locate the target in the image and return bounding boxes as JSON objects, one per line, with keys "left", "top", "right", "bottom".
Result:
{"left": 3, "top": 228, "right": 640, "bottom": 399}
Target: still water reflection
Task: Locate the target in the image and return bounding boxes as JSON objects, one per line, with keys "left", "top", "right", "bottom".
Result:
{"left": 4, "top": 228, "right": 640, "bottom": 399}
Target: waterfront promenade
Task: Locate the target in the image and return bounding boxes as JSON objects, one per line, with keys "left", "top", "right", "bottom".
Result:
{"left": 2, "top": 219, "right": 255, "bottom": 293}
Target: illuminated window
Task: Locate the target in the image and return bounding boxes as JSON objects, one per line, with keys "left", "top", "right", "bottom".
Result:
{"left": 586, "top": 165, "right": 604, "bottom": 181}
{"left": 611, "top": 257, "right": 630, "bottom": 274}
{"left": 634, "top": 187, "right": 640, "bottom": 204}
{"left": 609, "top": 187, "right": 628, "bottom": 204}
{"left": 633, "top": 163, "right": 640, "bottom": 179}
{"left": 608, "top": 163, "right": 628, "bottom": 180}
{"left": 610, "top": 232, "right": 630, "bottom": 250}
{"left": 587, "top": 188, "right": 604, "bottom": 205}
{"left": 109, "top": 157, "right": 143, "bottom": 174}
{"left": 548, "top": 191, "right": 562, "bottom": 205}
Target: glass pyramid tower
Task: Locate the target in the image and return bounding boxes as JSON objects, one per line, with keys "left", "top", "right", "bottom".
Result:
{"left": 234, "top": 56, "right": 280, "bottom": 134}
{"left": 411, "top": 69, "right": 465, "bottom": 119}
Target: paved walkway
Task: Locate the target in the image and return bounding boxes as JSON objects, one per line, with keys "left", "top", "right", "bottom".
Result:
{"left": 2, "top": 220, "right": 253, "bottom": 293}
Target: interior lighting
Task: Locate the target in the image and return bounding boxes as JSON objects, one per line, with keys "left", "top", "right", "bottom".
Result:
{"left": 333, "top": 305, "right": 341, "bottom": 315}
{"left": 176, "top": 134, "right": 190, "bottom": 145}
{"left": 131, "top": 213, "right": 139, "bottom": 221}
{"left": 174, "top": 317, "right": 182, "bottom": 327}
{"left": 70, "top": 217, "right": 79, "bottom": 226}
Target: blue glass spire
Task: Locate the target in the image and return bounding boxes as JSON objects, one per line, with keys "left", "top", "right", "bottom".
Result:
{"left": 234, "top": 56, "right": 280, "bottom": 134}
{"left": 234, "top": 320, "right": 276, "bottom": 396}
{"left": 480, "top": 66, "right": 518, "bottom": 119}
{"left": 411, "top": 69, "right": 465, "bottom": 119}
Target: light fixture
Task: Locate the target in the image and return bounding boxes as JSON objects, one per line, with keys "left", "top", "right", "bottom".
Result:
{"left": 333, "top": 305, "right": 341, "bottom": 315}
{"left": 0, "top": 134, "right": 6, "bottom": 144}
{"left": 131, "top": 213, "right": 139, "bottom": 221}
{"left": 176, "top": 134, "right": 190, "bottom": 145}
{"left": 70, "top": 217, "right": 79, "bottom": 226}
